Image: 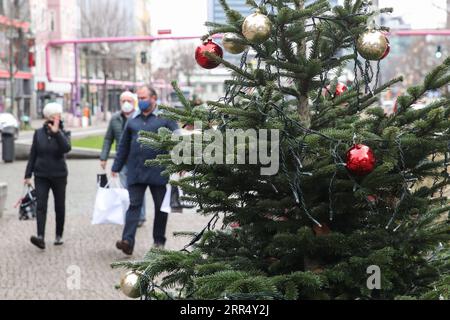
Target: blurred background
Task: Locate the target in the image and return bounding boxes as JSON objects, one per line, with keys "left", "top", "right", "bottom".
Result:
{"left": 0, "top": 0, "right": 448, "bottom": 128}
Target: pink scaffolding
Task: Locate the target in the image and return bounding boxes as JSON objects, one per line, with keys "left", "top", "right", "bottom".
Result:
{"left": 45, "top": 35, "right": 223, "bottom": 113}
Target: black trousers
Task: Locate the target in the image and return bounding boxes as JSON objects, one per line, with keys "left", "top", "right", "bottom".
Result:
{"left": 35, "top": 176, "right": 67, "bottom": 238}
{"left": 122, "top": 184, "right": 167, "bottom": 248}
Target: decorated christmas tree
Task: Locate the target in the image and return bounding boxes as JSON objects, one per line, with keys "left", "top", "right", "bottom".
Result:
{"left": 113, "top": 0, "right": 450, "bottom": 300}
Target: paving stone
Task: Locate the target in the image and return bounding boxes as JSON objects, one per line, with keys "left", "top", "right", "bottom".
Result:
{"left": 0, "top": 160, "right": 211, "bottom": 300}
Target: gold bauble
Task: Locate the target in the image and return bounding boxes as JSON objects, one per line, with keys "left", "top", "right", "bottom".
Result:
{"left": 222, "top": 33, "right": 248, "bottom": 54}
{"left": 242, "top": 10, "right": 272, "bottom": 44}
{"left": 356, "top": 30, "right": 390, "bottom": 61}
{"left": 120, "top": 271, "right": 141, "bottom": 299}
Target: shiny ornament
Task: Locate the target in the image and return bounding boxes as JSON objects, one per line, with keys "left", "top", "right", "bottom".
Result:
{"left": 230, "top": 221, "right": 241, "bottom": 229}
{"left": 120, "top": 271, "right": 142, "bottom": 299}
{"left": 222, "top": 33, "right": 248, "bottom": 54}
{"left": 313, "top": 224, "right": 331, "bottom": 237}
{"left": 346, "top": 144, "right": 376, "bottom": 176}
{"left": 367, "top": 195, "right": 378, "bottom": 203}
{"left": 242, "top": 10, "right": 272, "bottom": 44}
{"left": 324, "top": 82, "right": 348, "bottom": 97}
{"left": 195, "top": 39, "right": 223, "bottom": 69}
{"left": 380, "top": 40, "right": 391, "bottom": 59}
{"left": 334, "top": 83, "right": 348, "bottom": 96}
{"left": 357, "top": 30, "right": 390, "bottom": 61}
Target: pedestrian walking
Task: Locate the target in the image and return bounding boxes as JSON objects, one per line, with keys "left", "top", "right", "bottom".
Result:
{"left": 112, "top": 86, "right": 179, "bottom": 255}
{"left": 24, "top": 103, "right": 72, "bottom": 250}
{"left": 100, "top": 91, "right": 147, "bottom": 227}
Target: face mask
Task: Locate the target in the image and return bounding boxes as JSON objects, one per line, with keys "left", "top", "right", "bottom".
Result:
{"left": 121, "top": 102, "right": 134, "bottom": 114}
{"left": 138, "top": 100, "right": 151, "bottom": 112}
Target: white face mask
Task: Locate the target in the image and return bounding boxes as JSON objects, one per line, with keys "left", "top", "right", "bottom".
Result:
{"left": 121, "top": 102, "right": 135, "bottom": 114}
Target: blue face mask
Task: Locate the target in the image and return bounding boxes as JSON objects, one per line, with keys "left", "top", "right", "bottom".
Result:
{"left": 138, "top": 100, "right": 151, "bottom": 112}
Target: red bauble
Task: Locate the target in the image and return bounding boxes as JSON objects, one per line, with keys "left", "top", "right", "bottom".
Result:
{"left": 346, "top": 144, "right": 376, "bottom": 176}
{"left": 324, "top": 82, "right": 348, "bottom": 98}
{"left": 367, "top": 195, "right": 378, "bottom": 203}
{"left": 334, "top": 83, "right": 348, "bottom": 96}
{"left": 313, "top": 224, "right": 331, "bottom": 237}
{"left": 195, "top": 39, "right": 223, "bottom": 69}
{"left": 380, "top": 32, "right": 391, "bottom": 60}
{"left": 230, "top": 221, "right": 240, "bottom": 229}
{"left": 381, "top": 42, "right": 390, "bottom": 60}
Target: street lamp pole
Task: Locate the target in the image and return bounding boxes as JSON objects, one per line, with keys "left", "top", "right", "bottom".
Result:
{"left": 73, "top": 43, "right": 80, "bottom": 115}
{"left": 8, "top": 30, "right": 15, "bottom": 116}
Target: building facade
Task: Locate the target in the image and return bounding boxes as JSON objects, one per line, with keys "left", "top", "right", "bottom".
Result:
{"left": 0, "top": 0, "right": 34, "bottom": 121}
{"left": 30, "top": 0, "right": 80, "bottom": 118}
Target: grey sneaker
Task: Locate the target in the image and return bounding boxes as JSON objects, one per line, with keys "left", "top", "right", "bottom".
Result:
{"left": 54, "top": 237, "right": 64, "bottom": 246}
{"left": 153, "top": 243, "right": 165, "bottom": 249}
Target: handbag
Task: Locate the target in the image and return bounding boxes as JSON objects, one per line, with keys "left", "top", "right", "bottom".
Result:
{"left": 97, "top": 173, "right": 109, "bottom": 188}
{"left": 171, "top": 186, "right": 194, "bottom": 209}
{"left": 170, "top": 186, "right": 181, "bottom": 208}
{"left": 18, "top": 185, "right": 37, "bottom": 221}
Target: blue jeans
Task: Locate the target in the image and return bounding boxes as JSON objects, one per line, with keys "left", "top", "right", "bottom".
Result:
{"left": 122, "top": 184, "right": 167, "bottom": 248}
{"left": 119, "top": 165, "right": 146, "bottom": 221}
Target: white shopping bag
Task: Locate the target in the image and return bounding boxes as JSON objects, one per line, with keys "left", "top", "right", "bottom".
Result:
{"left": 161, "top": 184, "right": 172, "bottom": 214}
{"left": 92, "top": 178, "right": 130, "bottom": 225}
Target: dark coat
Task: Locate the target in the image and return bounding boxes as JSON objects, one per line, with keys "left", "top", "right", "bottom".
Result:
{"left": 25, "top": 124, "right": 72, "bottom": 179}
{"left": 100, "top": 112, "right": 127, "bottom": 161}
{"left": 112, "top": 112, "right": 178, "bottom": 186}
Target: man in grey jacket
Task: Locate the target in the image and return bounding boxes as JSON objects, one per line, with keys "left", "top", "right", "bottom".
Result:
{"left": 100, "top": 91, "right": 146, "bottom": 226}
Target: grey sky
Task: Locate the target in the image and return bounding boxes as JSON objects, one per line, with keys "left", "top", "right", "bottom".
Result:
{"left": 378, "top": 0, "right": 447, "bottom": 29}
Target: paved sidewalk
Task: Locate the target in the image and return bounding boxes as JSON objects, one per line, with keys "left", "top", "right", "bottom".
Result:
{"left": 0, "top": 160, "right": 211, "bottom": 300}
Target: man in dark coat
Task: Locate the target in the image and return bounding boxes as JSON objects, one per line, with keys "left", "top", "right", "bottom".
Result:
{"left": 112, "top": 86, "right": 178, "bottom": 255}
{"left": 100, "top": 91, "right": 146, "bottom": 226}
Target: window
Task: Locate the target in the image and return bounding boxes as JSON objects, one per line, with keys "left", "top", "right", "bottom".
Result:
{"left": 50, "top": 10, "right": 55, "bottom": 32}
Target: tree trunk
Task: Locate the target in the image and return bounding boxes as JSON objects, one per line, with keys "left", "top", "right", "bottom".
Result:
{"left": 102, "top": 61, "right": 108, "bottom": 122}
{"left": 297, "top": 95, "right": 310, "bottom": 127}
{"left": 447, "top": 0, "right": 450, "bottom": 29}
{"left": 295, "top": 0, "right": 311, "bottom": 128}
{"left": 187, "top": 74, "right": 192, "bottom": 87}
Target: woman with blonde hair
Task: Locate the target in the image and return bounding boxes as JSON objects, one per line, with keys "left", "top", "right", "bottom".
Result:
{"left": 24, "top": 103, "right": 72, "bottom": 250}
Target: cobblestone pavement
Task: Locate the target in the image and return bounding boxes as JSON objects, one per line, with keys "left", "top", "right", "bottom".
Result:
{"left": 0, "top": 160, "right": 211, "bottom": 300}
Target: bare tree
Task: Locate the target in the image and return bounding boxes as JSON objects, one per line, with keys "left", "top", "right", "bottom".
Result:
{"left": 447, "top": 0, "right": 450, "bottom": 28}
{"left": 0, "top": 0, "right": 30, "bottom": 121}
{"left": 165, "top": 43, "right": 199, "bottom": 87}
{"left": 136, "top": 2, "right": 152, "bottom": 84}
{"left": 380, "top": 35, "right": 450, "bottom": 104}
{"left": 79, "top": 0, "right": 135, "bottom": 120}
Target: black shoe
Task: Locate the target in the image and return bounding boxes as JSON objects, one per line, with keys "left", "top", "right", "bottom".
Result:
{"left": 116, "top": 240, "right": 133, "bottom": 256}
{"left": 31, "top": 236, "right": 45, "bottom": 250}
{"left": 54, "top": 237, "right": 64, "bottom": 246}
